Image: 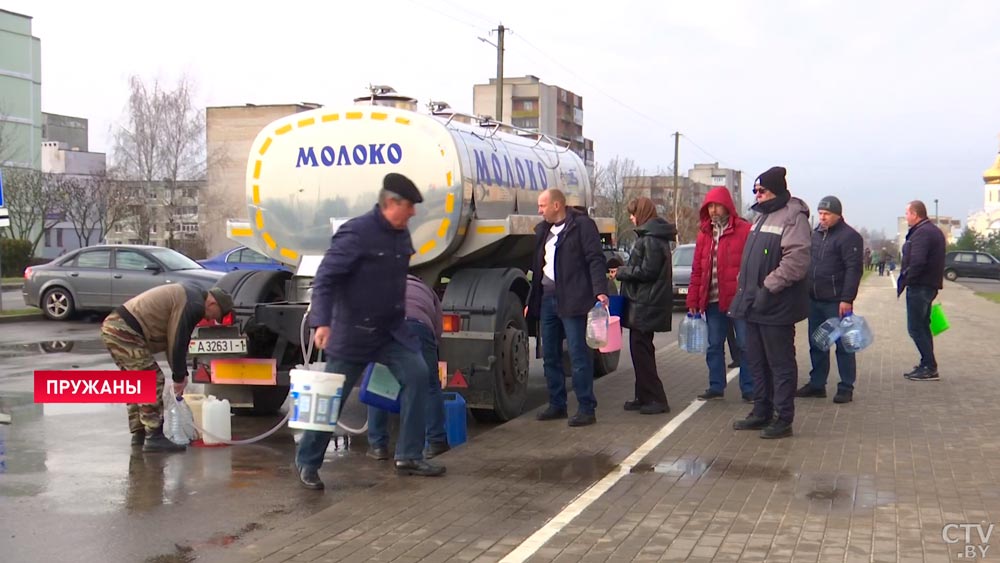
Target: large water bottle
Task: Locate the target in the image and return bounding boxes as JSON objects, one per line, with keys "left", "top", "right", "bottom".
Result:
{"left": 678, "top": 313, "right": 692, "bottom": 352}
{"left": 586, "top": 301, "right": 609, "bottom": 349}
{"left": 839, "top": 313, "right": 874, "bottom": 353}
{"left": 687, "top": 313, "right": 708, "bottom": 354}
{"left": 163, "top": 393, "right": 195, "bottom": 445}
{"left": 810, "top": 317, "right": 843, "bottom": 352}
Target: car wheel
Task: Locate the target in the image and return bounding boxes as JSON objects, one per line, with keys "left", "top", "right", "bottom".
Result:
{"left": 944, "top": 269, "right": 958, "bottom": 282}
{"left": 42, "top": 287, "right": 75, "bottom": 321}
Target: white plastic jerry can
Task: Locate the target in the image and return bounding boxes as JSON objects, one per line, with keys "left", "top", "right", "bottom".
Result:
{"left": 202, "top": 395, "right": 232, "bottom": 445}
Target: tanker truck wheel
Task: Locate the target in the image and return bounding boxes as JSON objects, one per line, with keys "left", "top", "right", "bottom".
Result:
{"left": 471, "top": 293, "right": 529, "bottom": 423}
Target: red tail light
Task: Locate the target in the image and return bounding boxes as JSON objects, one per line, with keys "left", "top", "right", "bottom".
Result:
{"left": 24, "top": 267, "right": 33, "bottom": 279}
{"left": 442, "top": 313, "right": 461, "bottom": 333}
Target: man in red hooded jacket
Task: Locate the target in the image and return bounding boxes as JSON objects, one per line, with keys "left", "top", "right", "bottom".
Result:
{"left": 686, "top": 187, "right": 753, "bottom": 401}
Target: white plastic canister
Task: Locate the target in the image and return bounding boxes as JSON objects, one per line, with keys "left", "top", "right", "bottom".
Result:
{"left": 202, "top": 395, "right": 232, "bottom": 445}
{"left": 289, "top": 369, "right": 346, "bottom": 432}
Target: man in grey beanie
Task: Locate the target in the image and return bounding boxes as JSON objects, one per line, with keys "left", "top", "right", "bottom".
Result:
{"left": 797, "top": 196, "right": 864, "bottom": 403}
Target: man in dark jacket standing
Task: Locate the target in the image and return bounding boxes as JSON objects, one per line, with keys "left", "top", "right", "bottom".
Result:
{"left": 897, "top": 200, "right": 946, "bottom": 381}
{"left": 296, "top": 173, "right": 445, "bottom": 490}
{"left": 686, "top": 187, "right": 753, "bottom": 402}
{"left": 729, "top": 166, "right": 811, "bottom": 439}
{"left": 614, "top": 197, "right": 675, "bottom": 415}
{"left": 527, "top": 188, "right": 609, "bottom": 427}
{"left": 796, "top": 196, "right": 864, "bottom": 403}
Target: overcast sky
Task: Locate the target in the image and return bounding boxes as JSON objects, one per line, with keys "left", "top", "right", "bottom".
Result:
{"left": 7, "top": 0, "right": 1000, "bottom": 236}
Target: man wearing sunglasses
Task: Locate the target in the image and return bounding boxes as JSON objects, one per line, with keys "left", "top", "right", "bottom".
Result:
{"left": 728, "top": 166, "right": 811, "bottom": 439}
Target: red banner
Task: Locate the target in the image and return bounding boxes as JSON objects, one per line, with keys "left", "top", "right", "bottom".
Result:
{"left": 34, "top": 371, "right": 157, "bottom": 403}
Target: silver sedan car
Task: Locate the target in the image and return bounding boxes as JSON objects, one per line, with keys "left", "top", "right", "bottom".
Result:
{"left": 672, "top": 243, "right": 695, "bottom": 309}
{"left": 23, "top": 245, "right": 225, "bottom": 320}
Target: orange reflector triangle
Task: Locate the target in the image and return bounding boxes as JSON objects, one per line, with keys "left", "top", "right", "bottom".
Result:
{"left": 449, "top": 370, "right": 469, "bottom": 388}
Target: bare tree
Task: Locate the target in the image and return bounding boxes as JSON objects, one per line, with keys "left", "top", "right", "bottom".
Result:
{"left": 594, "top": 156, "right": 644, "bottom": 248}
{"left": 94, "top": 178, "right": 141, "bottom": 243}
{"left": 123, "top": 184, "right": 158, "bottom": 245}
{"left": 673, "top": 205, "right": 701, "bottom": 245}
{"left": 0, "top": 103, "right": 20, "bottom": 167}
{"left": 1, "top": 169, "right": 73, "bottom": 254}
{"left": 111, "top": 74, "right": 207, "bottom": 248}
{"left": 61, "top": 174, "right": 136, "bottom": 247}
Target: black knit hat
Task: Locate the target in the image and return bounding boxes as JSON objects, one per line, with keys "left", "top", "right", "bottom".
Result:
{"left": 383, "top": 173, "right": 423, "bottom": 203}
{"left": 817, "top": 195, "right": 843, "bottom": 215}
{"left": 755, "top": 166, "right": 788, "bottom": 195}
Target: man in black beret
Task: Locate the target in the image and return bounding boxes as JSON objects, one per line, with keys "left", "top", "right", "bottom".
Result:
{"left": 296, "top": 172, "right": 445, "bottom": 489}
{"left": 797, "top": 195, "right": 863, "bottom": 404}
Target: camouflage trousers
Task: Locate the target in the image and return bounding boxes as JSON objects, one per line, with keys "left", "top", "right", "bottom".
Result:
{"left": 101, "top": 312, "right": 166, "bottom": 434}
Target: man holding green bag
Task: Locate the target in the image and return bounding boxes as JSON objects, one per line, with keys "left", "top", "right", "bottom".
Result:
{"left": 898, "top": 200, "right": 946, "bottom": 381}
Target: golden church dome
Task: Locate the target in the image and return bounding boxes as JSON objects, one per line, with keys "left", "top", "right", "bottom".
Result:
{"left": 985, "top": 153, "right": 1000, "bottom": 184}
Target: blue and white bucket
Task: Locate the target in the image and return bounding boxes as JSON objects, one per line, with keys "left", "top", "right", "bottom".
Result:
{"left": 288, "top": 369, "right": 345, "bottom": 432}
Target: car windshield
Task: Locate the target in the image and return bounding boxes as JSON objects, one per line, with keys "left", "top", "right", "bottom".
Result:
{"left": 673, "top": 246, "right": 694, "bottom": 267}
{"left": 148, "top": 248, "right": 203, "bottom": 271}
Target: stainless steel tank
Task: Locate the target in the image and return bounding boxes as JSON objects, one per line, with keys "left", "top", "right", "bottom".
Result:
{"left": 240, "top": 104, "right": 591, "bottom": 267}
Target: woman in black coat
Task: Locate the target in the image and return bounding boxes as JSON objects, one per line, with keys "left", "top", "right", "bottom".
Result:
{"left": 614, "top": 197, "right": 676, "bottom": 414}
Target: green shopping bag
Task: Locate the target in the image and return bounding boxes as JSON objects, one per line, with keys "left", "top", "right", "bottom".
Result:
{"left": 929, "top": 302, "right": 949, "bottom": 336}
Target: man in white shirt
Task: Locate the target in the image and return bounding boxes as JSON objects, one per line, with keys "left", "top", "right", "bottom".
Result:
{"left": 525, "top": 189, "right": 609, "bottom": 427}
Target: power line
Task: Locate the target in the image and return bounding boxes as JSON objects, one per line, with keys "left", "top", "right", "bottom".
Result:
{"left": 405, "top": 0, "right": 481, "bottom": 30}
{"left": 680, "top": 134, "right": 725, "bottom": 166}
{"left": 437, "top": 0, "right": 494, "bottom": 27}
{"left": 508, "top": 33, "right": 670, "bottom": 129}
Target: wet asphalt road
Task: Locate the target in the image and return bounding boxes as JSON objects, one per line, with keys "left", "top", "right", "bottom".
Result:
{"left": 0, "top": 312, "right": 684, "bottom": 562}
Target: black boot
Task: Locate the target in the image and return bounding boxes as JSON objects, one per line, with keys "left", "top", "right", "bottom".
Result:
{"left": 733, "top": 414, "right": 772, "bottom": 431}
{"left": 395, "top": 459, "right": 446, "bottom": 477}
{"left": 760, "top": 420, "right": 793, "bottom": 439}
{"left": 142, "top": 426, "right": 186, "bottom": 453}
{"left": 297, "top": 465, "right": 324, "bottom": 489}
{"left": 131, "top": 430, "right": 146, "bottom": 447}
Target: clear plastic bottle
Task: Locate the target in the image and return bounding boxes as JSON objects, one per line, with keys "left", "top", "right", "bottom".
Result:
{"left": 586, "top": 302, "right": 609, "bottom": 349}
{"left": 810, "top": 317, "right": 843, "bottom": 352}
{"left": 164, "top": 395, "right": 192, "bottom": 445}
{"left": 678, "top": 313, "right": 692, "bottom": 352}
{"left": 687, "top": 313, "right": 708, "bottom": 354}
{"left": 839, "top": 313, "right": 874, "bottom": 353}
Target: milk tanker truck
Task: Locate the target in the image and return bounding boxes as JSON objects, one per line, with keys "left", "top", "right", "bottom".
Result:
{"left": 187, "top": 89, "right": 620, "bottom": 421}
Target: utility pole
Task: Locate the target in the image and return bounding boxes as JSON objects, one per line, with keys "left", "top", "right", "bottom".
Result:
{"left": 478, "top": 24, "right": 507, "bottom": 122}
{"left": 495, "top": 24, "right": 505, "bottom": 121}
{"left": 673, "top": 132, "right": 681, "bottom": 235}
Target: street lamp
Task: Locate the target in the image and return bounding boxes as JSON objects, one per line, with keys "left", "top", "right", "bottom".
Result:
{"left": 934, "top": 198, "right": 939, "bottom": 225}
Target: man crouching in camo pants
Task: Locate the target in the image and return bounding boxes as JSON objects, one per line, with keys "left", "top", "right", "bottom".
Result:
{"left": 101, "top": 284, "right": 233, "bottom": 452}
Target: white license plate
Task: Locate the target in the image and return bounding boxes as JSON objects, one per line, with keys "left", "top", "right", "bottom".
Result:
{"left": 188, "top": 338, "right": 247, "bottom": 354}
{"left": 678, "top": 287, "right": 688, "bottom": 295}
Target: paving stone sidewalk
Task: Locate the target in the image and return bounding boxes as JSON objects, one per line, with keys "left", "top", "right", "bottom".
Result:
{"left": 215, "top": 276, "right": 1000, "bottom": 563}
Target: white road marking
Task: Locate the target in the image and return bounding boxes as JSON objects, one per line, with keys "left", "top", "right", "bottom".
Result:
{"left": 499, "top": 366, "right": 740, "bottom": 563}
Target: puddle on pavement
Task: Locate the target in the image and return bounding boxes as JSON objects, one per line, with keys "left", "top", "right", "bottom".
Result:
{"left": 630, "top": 457, "right": 793, "bottom": 482}
{"left": 803, "top": 474, "right": 895, "bottom": 511}
{"left": 0, "top": 339, "right": 107, "bottom": 358}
